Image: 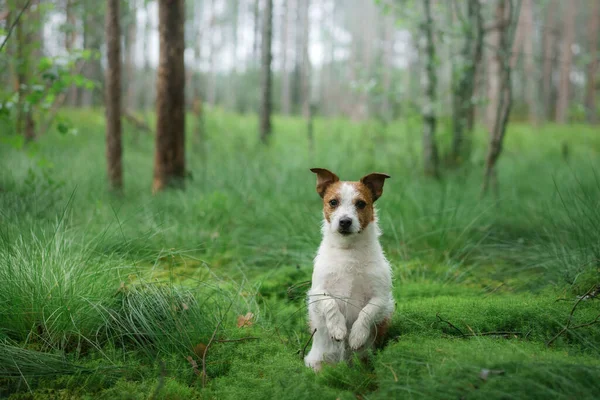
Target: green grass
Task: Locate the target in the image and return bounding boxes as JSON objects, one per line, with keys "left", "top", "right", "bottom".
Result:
{"left": 0, "top": 109, "right": 599, "bottom": 398}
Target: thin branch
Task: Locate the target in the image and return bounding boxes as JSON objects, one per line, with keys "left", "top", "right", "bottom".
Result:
{"left": 300, "top": 328, "right": 317, "bottom": 359}
{"left": 436, "top": 313, "right": 466, "bottom": 337}
{"left": 0, "top": 0, "right": 32, "bottom": 52}
{"left": 547, "top": 285, "right": 599, "bottom": 346}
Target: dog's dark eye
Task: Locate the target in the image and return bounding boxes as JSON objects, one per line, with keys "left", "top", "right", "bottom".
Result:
{"left": 329, "top": 199, "right": 339, "bottom": 207}
{"left": 356, "top": 200, "right": 367, "bottom": 209}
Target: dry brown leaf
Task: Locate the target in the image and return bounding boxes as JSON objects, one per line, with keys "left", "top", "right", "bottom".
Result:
{"left": 193, "top": 343, "right": 207, "bottom": 358}
{"left": 237, "top": 312, "right": 254, "bottom": 328}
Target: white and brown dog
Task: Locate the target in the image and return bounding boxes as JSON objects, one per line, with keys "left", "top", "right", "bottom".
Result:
{"left": 304, "top": 168, "right": 394, "bottom": 372}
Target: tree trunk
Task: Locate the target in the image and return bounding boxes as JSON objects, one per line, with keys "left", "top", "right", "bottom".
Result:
{"left": 124, "top": 0, "right": 137, "bottom": 111}
{"left": 226, "top": 0, "right": 239, "bottom": 110}
{"left": 207, "top": 0, "right": 217, "bottom": 106}
{"left": 482, "top": 0, "right": 519, "bottom": 197}
{"left": 381, "top": 14, "right": 395, "bottom": 123}
{"left": 521, "top": 0, "right": 536, "bottom": 124}
{"left": 253, "top": 0, "right": 260, "bottom": 64}
{"left": 15, "top": 1, "right": 35, "bottom": 142}
{"left": 541, "top": 0, "right": 557, "bottom": 122}
{"left": 81, "top": 3, "right": 103, "bottom": 107}
{"left": 259, "top": 0, "right": 273, "bottom": 143}
{"left": 585, "top": 0, "right": 599, "bottom": 124}
{"left": 420, "top": 0, "right": 439, "bottom": 178}
{"left": 280, "top": 0, "right": 291, "bottom": 115}
{"left": 450, "top": 0, "right": 483, "bottom": 164}
{"left": 153, "top": 0, "right": 186, "bottom": 193}
{"left": 105, "top": 0, "right": 123, "bottom": 191}
{"left": 555, "top": 1, "right": 575, "bottom": 124}
{"left": 65, "top": 0, "right": 78, "bottom": 106}
{"left": 300, "top": 0, "right": 313, "bottom": 150}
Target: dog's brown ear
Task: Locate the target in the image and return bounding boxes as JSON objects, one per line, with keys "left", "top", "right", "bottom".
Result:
{"left": 360, "top": 173, "right": 390, "bottom": 202}
{"left": 310, "top": 168, "right": 339, "bottom": 198}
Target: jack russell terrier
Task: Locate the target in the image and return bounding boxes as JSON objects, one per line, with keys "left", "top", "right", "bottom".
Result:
{"left": 304, "top": 168, "right": 394, "bottom": 371}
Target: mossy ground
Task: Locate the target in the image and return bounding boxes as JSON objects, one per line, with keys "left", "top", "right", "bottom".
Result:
{"left": 1, "top": 110, "right": 599, "bottom": 399}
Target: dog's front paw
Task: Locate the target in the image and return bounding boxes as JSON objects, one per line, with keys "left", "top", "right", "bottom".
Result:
{"left": 328, "top": 322, "right": 347, "bottom": 341}
{"left": 349, "top": 323, "right": 370, "bottom": 350}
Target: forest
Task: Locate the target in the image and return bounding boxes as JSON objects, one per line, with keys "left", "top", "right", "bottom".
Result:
{"left": 0, "top": 0, "right": 599, "bottom": 398}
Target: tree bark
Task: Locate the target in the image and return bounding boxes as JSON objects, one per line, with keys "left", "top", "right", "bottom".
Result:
{"left": 585, "top": 0, "right": 599, "bottom": 124}
{"left": 450, "top": 0, "right": 483, "bottom": 164}
{"left": 14, "top": 0, "right": 35, "bottom": 142}
{"left": 280, "top": 0, "right": 291, "bottom": 115}
{"left": 252, "top": 0, "right": 260, "bottom": 64}
{"left": 259, "top": 0, "right": 273, "bottom": 143}
{"left": 300, "top": 0, "right": 313, "bottom": 150}
{"left": 105, "top": 0, "right": 123, "bottom": 191}
{"left": 124, "top": 0, "right": 137, "bottom": 111}
{"left": 555, "top": 1, "right": 575, "bottom": 124}
{"left": 482, "top": 0, "right": 519, "bottom": 197}
{"left": 153, "top": 0, "right": 186, "bottom": 193}
{"left": 65, "top": 0, "right": 78, "bottom": 106}
{"left": 541, "top": 0, "right": 557, "bottom": 122}
{"left": 420, "top": 0, "right": 439, "bottom": 178}
{"left": 521, "top": 0, "right": 536, "bottom": 124}
{"left": 207, "top": 0, "right": 217, "bottom": 106}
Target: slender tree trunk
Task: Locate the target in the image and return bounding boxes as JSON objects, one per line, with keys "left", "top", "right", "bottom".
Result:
{"left": 259, "top": 0, "right": 273, "bottom": 143}
{"left": 300, "top": 0, "right": 313, "bottom": 150}
{"left": 142, "top": 0, "right": 152, "bottom": 112}
{"left": 65, "top": 0, "right": 78, "bottom": 106}
{"left": 450, "top": 0, "right": 483, "bottom": 164}
{"left": 227, "top": 0, "right": 239, "bottom": 110}
{"left": 585, "top": 0, "right": 599, "bottom": 124}
{"left": 124, "top": 0, "right": 137, "bottom": 111}
{"left": 420, "top": 0, "right": 439, "bottom": 178}
{"left": 541, "top": 0, "right": 557, "bottom": 122}
{"left": 253, "top": 0, "right": 260, "bottom": 64}
{"left": 105, "top": 0, "right": 123, "bottom": 191}
{"left": 280, "top": 0, "right": 291, "bottom": 115}
{"left": 521, "top": 0, "right": 536, "bottom": 124}
{"left": 555, "top": 1, "right": 575, "bottom": 124}
{"left": 207, "top": 0, "right": 217, "bottom": 106}
{"left": 381, "top": 14, "right": 394, "bottom": 123}
{"left": 15, "top": 1, "right": 35, "bottom": 142}
{"left": 482, "top": 0, "right": 519, "bottom": 196}
{"left": 153, "top": 0, "right": 186, "bottom": 193}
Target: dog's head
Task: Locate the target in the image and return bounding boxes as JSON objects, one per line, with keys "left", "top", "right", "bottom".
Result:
{"left": 310, "top": 168, "right": 390, "bottom": 237}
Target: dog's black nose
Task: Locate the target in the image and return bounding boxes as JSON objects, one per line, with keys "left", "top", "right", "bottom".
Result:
{"left": 339, "top": 217, "right": 352, "bottom": 229}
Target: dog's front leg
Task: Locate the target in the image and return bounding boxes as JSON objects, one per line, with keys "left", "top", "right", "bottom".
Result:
{"left": 313, "top": 293, "right": 347, "bottom": 341}
{"left": 348, "top": 297, "right": 390, "bottom": 349}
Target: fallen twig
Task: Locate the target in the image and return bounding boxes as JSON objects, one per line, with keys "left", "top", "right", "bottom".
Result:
{"left": 547, "top": 285, "right": 600, "bottom": 347}
{"left": 300, "top": 329, "right": 317, "bottom": 359}
{"left": 436, "top": 313, "right": 523, "bottom": 338}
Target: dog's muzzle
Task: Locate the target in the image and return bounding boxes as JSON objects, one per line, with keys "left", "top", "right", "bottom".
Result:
{"left": 338, "top": 217, "right": 353, "bottom": 235}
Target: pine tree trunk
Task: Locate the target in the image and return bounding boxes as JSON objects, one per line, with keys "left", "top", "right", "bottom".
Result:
{"left": 420, "top": 0, "right": 439, "bottom": 178}
{"left": 253, "top": 0, "right": 260, "bottom": 64}
{"left": 585, "top": 0, "right": 599, "bottom": 124}
{"left": 153, "top": 0, "right": 186, "bottom": 193}
{"left": 105, "top": 0, "right": 123, "bottom": 191}
{"left": 207, "top": 0, "right": 217, "bottom": 106}
{"left": 300, "top": 0, "right": 313, "bottom": 150}
{"left": 280, "top": 0, "right": 291, "bottom": 115}
{"left": 555, "top": 2, "right": 575, "bottom": 124}
{"left": 259, "top": 0, "right": 273, "bottom": 143}
{"left": 15, "top": 1, "right": 35, "bottom": 142}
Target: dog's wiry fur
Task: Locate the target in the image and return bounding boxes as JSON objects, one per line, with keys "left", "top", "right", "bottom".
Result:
{"left": 305, "top": 168, "right": 394, "bottom": 372}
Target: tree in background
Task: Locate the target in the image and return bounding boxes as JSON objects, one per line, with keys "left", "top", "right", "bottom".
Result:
{"left": 555, "top": 1, "right": 575, "bottom": 124}
{"left": 482, "top": 0, "right": 519, "bottom": 196}
{"left": 419, "top": 0, "right": 439, "bottom": 178}
{"left": 449, "top": 0, "right": 483, "bottom": 165}
{"left": 105, "top": 0, "right": 123, "bottom": 191}
{"left": 585, "top": 0, "right": 599, "bottom": 124}
{"left": 259, "top": 0, "right": 273, "bottom": 143}
{"left": 153, "top": 0, "right": 186, "bottom": 193}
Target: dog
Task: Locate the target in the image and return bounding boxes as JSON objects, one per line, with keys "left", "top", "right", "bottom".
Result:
{"left": 304, "top": 168, "right": 394, "bottom": 372}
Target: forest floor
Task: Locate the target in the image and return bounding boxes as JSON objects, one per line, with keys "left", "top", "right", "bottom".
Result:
{"left": 1, "top": 110, "right": 600, "bottom": 399}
